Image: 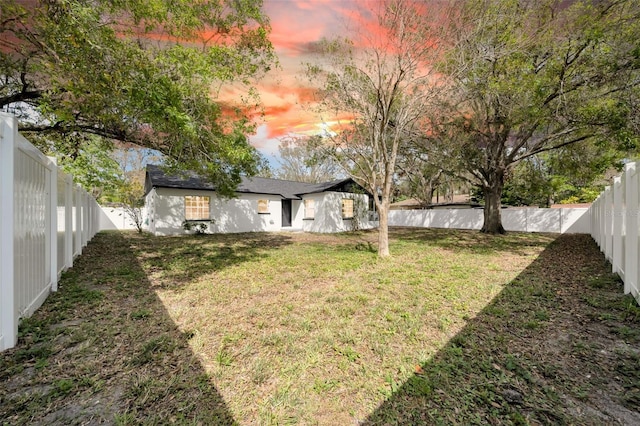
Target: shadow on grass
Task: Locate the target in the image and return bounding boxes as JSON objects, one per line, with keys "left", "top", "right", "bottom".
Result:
{"left": 129, "top": 231, "right": 294, "bottom": 288}
{"left": 0, "top": 232, "right": 238, "bottom": 424}
{"left": 364, "top": 233, "right": 640, "bottom": 425}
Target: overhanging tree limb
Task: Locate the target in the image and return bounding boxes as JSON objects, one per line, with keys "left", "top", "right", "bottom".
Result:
{"left": 0, "top": 0, "right": 275, "bottom": 192}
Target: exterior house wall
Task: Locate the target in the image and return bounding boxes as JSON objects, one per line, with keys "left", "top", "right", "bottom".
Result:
{"left": 153, "top": 187, "right": 196, "bottom": 235}
{"left": 145, "top": 189, "right": 157, "bottom": 235}
{"left": 302, "top": 192, "right": 375, "bottom": 233}
{"left": 301, "top": 193, "right": 330, "bottom": 233}
{"left": 151, "top": 187, "right": 285, "bottom": 235}
{"left": 147, "top": 187, "right": 376, "bottom": 235}
{"left": 211, "top": 193, "right": 283, "bottom": 233}
{"left": 291, "top": 199, "right": 304, "bottom": 230}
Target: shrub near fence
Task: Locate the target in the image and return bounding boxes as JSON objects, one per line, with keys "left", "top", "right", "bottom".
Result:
{"left": 0, "top": 114, "right": 101, "bottom": 351}
{"left": 590, "top": 161, "right": 640, "bottom": 305}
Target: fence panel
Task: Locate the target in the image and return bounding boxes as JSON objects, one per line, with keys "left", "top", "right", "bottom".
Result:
{"left": 604, "top": 186, "right": 614, "bottom": 262}
{"left": 391, "top": 207, "right": 588, "bottom": 234}
{"left": 99, "top": 206, "right": 147, "bottom": 231}
{"left": 0, "top": 113, "right": 101, "bottom": 351}
{"left": 590, "top": 161, "right": 640, "bottom": 305}
{"left": 0, "top": 114, "right": 17, "bottom": 350}
{"left": 13, "top": 129, "right": 54, "bottom": 323}
{"left": 623, "top": 163, "right": 639, "bottom": 300}
{"left": 57, "top": 168, "right": 67, "bottom": 276}
{"left": 612, "top": 177, "right": 625, "bottom": 279}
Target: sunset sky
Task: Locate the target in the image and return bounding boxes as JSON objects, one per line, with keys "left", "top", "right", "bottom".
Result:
{"left": 238, "top": 0, "right": 373, "bottom": 166}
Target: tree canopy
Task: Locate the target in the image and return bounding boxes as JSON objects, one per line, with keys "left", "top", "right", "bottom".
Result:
{"left": 429, "top": 0, "right": 640, "bottom": 233}
{"left": 1, "top": 0, "right": 275, "bottom": 195}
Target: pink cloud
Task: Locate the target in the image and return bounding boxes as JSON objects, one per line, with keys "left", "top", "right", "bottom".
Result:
{"left": 251, "top": 1, "right": 439, "bottom": 159}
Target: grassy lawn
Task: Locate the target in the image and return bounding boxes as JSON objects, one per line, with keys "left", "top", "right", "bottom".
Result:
{"left": 1, "top": 228, "right": 639, "bottom": 425}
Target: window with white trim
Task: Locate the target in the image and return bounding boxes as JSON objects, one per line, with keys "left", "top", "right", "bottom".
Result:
{"left": 304, "top": 199, "right": 315, "bottom": 219}
{"left": 185, "top": 196, "right": 210, "bottom": 220}
{"left": 258, "top": 199, "right": 269, "bottom": 214}
{"left": 341, "top": 198, "right": 354, "bottom": 219}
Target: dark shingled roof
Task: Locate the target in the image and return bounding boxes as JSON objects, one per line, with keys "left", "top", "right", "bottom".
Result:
{"left": 145, "top": 164, "right": 359, "bottom": 200}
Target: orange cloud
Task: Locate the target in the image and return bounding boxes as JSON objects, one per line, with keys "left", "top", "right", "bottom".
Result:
{"left": 264, "top": 0, "right": 356, "bottom": 56}
{"left": 258, "top": 84, "right": 318, "bottom": 104}
{"left": 248, "top": 1, "right": 444, "bottom": 160}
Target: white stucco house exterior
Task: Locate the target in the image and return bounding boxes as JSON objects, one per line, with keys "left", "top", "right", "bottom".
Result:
{"left": 143, "top": 165, "right": 378, "bottom": 235}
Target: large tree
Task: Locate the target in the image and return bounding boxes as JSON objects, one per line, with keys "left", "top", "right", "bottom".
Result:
{"left": 432, "top": 0, "right": 640, "bottom": 233}
{"left": 481, "top": 140, "right": 632, "bottom": 208}
{"left": 307, "top": 0, "right": 444, "bottom": 257}
{"left": 1, "top": 0, "right": 275, "bottom": 195}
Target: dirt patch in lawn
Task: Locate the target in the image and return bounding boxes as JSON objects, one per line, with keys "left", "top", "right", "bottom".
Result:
{"left": 1, "top": 228, "right": 638, "bottom": 425}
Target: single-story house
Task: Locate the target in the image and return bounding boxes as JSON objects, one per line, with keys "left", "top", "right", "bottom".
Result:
{"left": 143, "top": 164, "right": 378, "bottom": 235}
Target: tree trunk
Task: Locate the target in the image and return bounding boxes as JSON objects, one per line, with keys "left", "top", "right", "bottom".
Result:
{"left": 377, "top": 205, "right": 390, "bottom": 257}
{"left": 480, "top": 174, "right": 506, "bottom": 234}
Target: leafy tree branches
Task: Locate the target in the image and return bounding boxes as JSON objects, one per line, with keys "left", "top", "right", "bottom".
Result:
{"left": 430, "top": 0, "right": 640, "bottom": 233}
{"left": 1, "top": 0, "right": 275, "bottom": 195}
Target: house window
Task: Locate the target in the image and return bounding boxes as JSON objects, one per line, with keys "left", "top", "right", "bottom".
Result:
{"left": 185, "top": 196, "right": 210, "bottom": 220}
{"left": 258, "top": 199, "right": 269, "bottom": 214}
{"left": 342, "top": 198, "right": 354, "bottom": 219}
{"left": 304, "top": 199, "right": 315, "bottom": 219}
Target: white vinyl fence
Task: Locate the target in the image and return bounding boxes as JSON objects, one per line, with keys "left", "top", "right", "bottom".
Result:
{"left": 389, "top": 207, "right": 591, "bottom": 234}
{"left": 590, "top": 161, "right": 640, "bottom": 305}
{"left": 0, "top": 114, "right": 101, "bottom": 351}
{"left": 99, "top": 206, "right": 147, "bottom": 231}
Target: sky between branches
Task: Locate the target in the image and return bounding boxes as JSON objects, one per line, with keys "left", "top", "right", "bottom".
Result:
{"left": 233, "top": 0, "right": 387, "bottom": 164}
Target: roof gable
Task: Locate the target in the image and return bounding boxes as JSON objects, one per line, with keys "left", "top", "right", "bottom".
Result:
{"left": 145, "top": 165, "right": 366, "bottom": 199}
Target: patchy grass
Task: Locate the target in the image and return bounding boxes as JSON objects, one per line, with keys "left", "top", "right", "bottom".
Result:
{"left": 1, "top": 228, "right": 638, "bottom": 425}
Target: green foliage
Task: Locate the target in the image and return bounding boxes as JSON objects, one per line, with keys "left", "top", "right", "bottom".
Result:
{"left": 0, "top": 0, "right": 275, "bottom": 194}
{"left": 500, "top": 159, "right": 552, "bottom": 207}
{"left": 51, "top": 137, "right": 124, "bottom": 201}
{"left": 475, "top": 139, "right": 631, "bottom": 207}
{"left": 429, "top": 0, "right": 640, "bottom": 231}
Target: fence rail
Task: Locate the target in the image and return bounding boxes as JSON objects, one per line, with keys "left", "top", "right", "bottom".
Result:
{"left": 590, "top": 161, "right": 640, "bottom": 305}
{"left": 1, "top": 114, "right": 101, "bottom": 352}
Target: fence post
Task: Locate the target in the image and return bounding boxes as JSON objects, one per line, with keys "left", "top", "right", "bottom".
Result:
{"left": 625, "top": 162, "right": 638, "bottom": 296}
{"left": 594, "top": 196, "right": 602, "bottom": 247}
{"left": 613, "top": 177, "right": 624, "bottom": 277}
{"left": 48, "top": 157, "right": 58, "bottom": 292}
{"left": 64, "top": 174, "right": 73, "bottom": 268}
{"left": 83, "top": 192, "right": 89, "bottom": 247}
{"left": 0, "top": 114, "right": 16, "bottom": 350}
{"left": 74, "top": 185, "right": 82, "bottom": 257}
{"left": 604, "top": 186, "right": 613, "bottom": 263}
{"left": 600, "top": 191, "right": 605, "bottom": 248}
